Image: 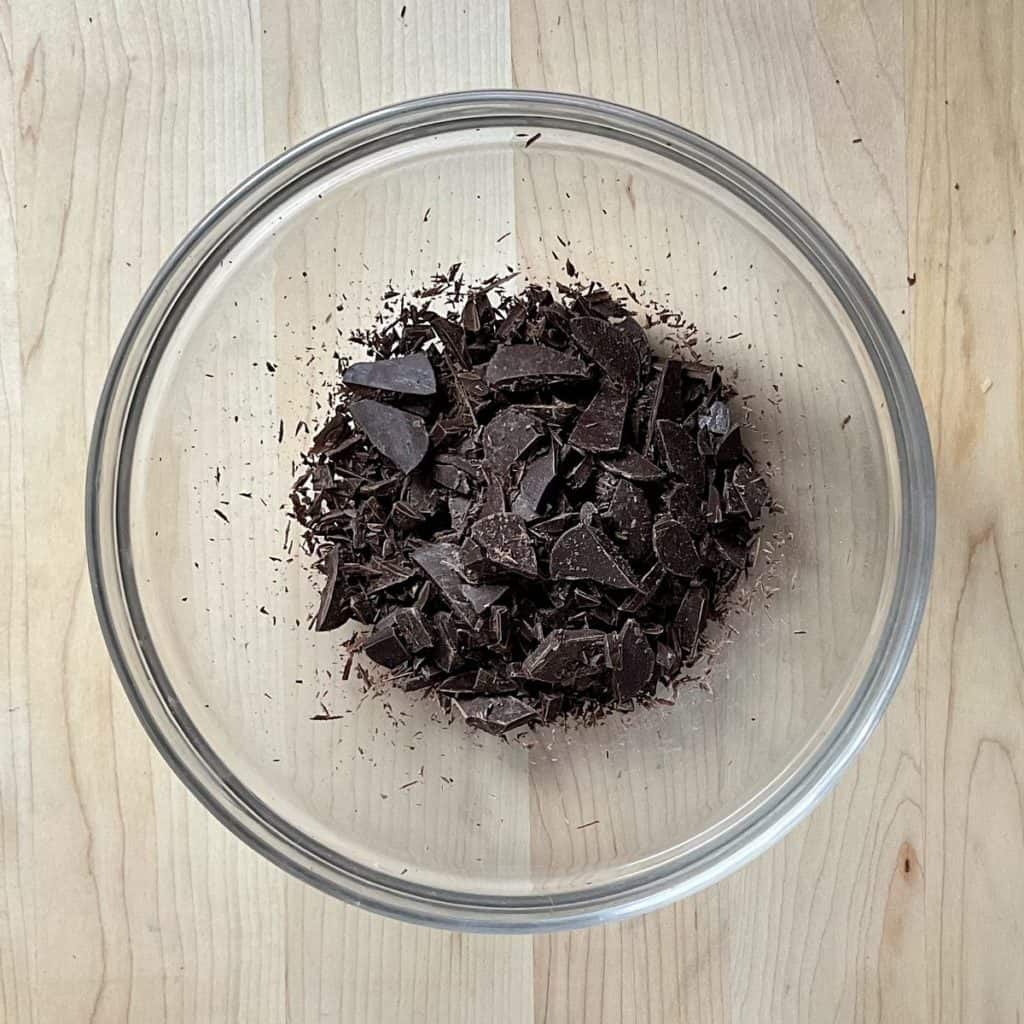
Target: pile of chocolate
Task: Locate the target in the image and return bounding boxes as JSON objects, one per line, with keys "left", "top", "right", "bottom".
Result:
{"left": 292, "top": 278, "right": 770, "bottom": 734}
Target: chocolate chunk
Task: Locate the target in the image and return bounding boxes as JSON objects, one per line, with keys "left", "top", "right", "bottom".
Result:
{"left": 571, "top": 317, "right": 642, "bottom": 391}
{"left": 600, "top": 447, "right": 665, "bottom": 482}
{"left": 482, "top": 407, "right": 546, "bottom": 473}
{"left": 654, "top": 419, "right": 704, "bottom": 480}
{"left": 511, "top": 444, "right": 558, "bottom": 519}
{"left": 313, "top": 546, "right": 348, "bottom": 631}
{"left": 363, "top": 622, "right": 410, "bottom": 668}
{"left": 539, "top": 692, "right": 564, "bottom": 722}
{"left": 603, "top": 478, "right": 653, "bottom": 562}
{"left": 652, "top": 518, "right": 702, "bottom": 576}
{"left": 714, "top": 425, "right": 745, "bottom": 465}
{"left": 522, "top": 628, "right": 609, "bottom": 685}
{"left": 645, "top": 360, "right": 687, "bottom": 444}
{"left": 569, "top": 380, "right": 629, "bottom": 452}
{"left": 342, "top": 351, "right": 436, "bottom": 395}
{"left": 350, "top": 399, "right": 429, "bottom": 474}
{"left": 470, "top": 513, "right": 539, "bottom": 577}
{"left": 484, "top": 344, "right": 590, "bottom": 388}
{"left": 550, "top": 520, "right": 638, "bottom": 589}
{"left": 410, "top": 542, "right": 507, "bottom": 623}
{"left": 455, "top": 695, "right": 538, "bottom": 735}
{"left": 610, "top": 619, "right": 655, "bottom": 700}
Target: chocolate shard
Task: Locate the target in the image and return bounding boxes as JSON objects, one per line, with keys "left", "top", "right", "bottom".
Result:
{"left": 539, "top": 692, "right": 564, "bottom": 722}
{"left": 362, "top": 621, "right": 411, "bottom": 668}
{"left": 432, "top": 611, "right": 464, "bottom": 672}
{"left": 600, "top": 446, "right": 665, "bottom": 482}
{"left": 481, "top": 407, "right": 546, "bottom": 473}
{"left": 644, "top": 360, "right": 687, "bottom": 446}
{"left": 522, "top": 628, "right": 609, "bottom": 685}
{"left": 570, "top": 317, "right": 642, "bottom": 391}
{"left": 455, "top": 695, "right": 538, "bottom": 735}
{"left": 484, "top": 344, "right": 590, "bottom": 388}
{"left": 511, "top": 444, "right": 558, "bottom": 520}
{"left": 714, "top": 425, "right": 745, "bottom": 465}
{"left": 654, "top": 418, "right": 704, "bottom": 480}
{"left": 470, "top": 512, "right": 539, "bottom": 577}
{"left": 610, "top": 619, "right": 655, "bottom": 700}
{"left": 568, "top": 380, "right": 629, "bottom": 453}
{"left": 410, "top": 542, "right": 507, "bottom": 623}
{"left": 619, "top": 563, "right": 665, "bottom": 614}
{"left": 666, "top": 481, "right": 705, "bottom": 531}
{"left": 603, "top": 478, "right": 653, "bottom": 563}
{"left": 672, "top": 586, "right": 708, "bottom": 660}
{"left": 342, "top": 351, "right": 437, "bottom": 395}
{"left": 550, "top": 519, "right": 638, "bottom": 589}
{"left": 652, "top": 518, "right": 702, "bottom": 576}
{"left": 313, "top": 546, "right": 349, "bottom": 631}
{"left": 350, "top": 399, "right": 429, "bottom": 474}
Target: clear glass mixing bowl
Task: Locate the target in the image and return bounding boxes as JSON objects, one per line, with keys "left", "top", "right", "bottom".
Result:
{"left": 87, "top": 91, "right": 935, "bottom": 931}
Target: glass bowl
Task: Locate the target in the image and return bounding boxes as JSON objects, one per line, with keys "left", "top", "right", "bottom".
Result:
{"left": 87, "top": 91, "right": 934, "bottom": 932}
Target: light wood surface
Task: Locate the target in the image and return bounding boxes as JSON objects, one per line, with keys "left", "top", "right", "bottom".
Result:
{"left": 1, "top": 0, "right": 1021, "bottom": 1021}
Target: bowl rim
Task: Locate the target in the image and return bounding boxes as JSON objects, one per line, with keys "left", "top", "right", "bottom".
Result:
{"left": 86, "top": 89, "right": 936, "bottom": 933}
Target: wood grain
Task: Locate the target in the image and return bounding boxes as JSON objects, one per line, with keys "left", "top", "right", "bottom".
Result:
{"left": 0, "top": 0, "right": 1021, "bottom": 1021}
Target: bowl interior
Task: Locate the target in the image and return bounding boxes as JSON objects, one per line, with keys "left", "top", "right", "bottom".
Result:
{"left": 121, "top": 116, "right": 900, "bottom": 907}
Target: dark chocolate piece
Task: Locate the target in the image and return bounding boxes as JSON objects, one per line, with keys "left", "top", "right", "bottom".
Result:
{"left": 522, "top": 628, "right": 609, "bottom": 685}
{"left": 342, "top": 351, "right": 436, "bottom": 395}
{"left": 454, "top": 695, "right": 538, "bottom": 735}
{"left": 549, "top": 518, "right": 638, "bottom": 589}
{"left": 511, "top": 444, "right": 558, "bottom": 519}
{"left": 569, "top": 380, "right": 629, "bottom": 453}
{"left": 603, "top": 478, "right": 653, "bottom": 563}
{"left": 484, "top": 344, "right": 590, "bottom": 388}
{"left": 610, "top": 619, "right": 655, "bottom": 700}
{"left": 571, "top": 317, "right": 642, "bottom": 391}
{"left": 652, "top": 518, "right": 702, "bottom": 576}
{"left": 470, "top": 513, "right": 539, "bottom": 577}
{"left": 600, "top": 447, "right": 665, "bottom": 482}
{"left": 350, "top": 399, "right": 429, "bottom": 474}
{"left": 672, "top": 587, "right": 708, "bottom": 660}
{"left": 410, "top": 542, "right": 507, "bottom": 623}
{"left": 482, "top": 407, "right": 546, "bottom": 473}
{"left": 654, "top": 419, "right": 703, "bottom": 480}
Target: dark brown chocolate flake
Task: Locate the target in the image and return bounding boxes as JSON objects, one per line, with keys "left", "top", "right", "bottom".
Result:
{"left": 511, "top": 444, "right": 558, "bottom": 519}
{"left": 482, "top": 407, "right": 545, "bottom": 473}
{"left": 600, "top": 446, "right": 665, "bottom": 482}
{"left": 610, "top": 619, "right": 655, "bottom": 700}
{"left": 350, "top": 399, "right": 429, "bottom": 474}
{"left": 470, "top": 513, "right": 539, "bottom": 577}
{"left": 550, "top": 519, "right": 638, "bottom": 589}
{"left": 571, "top": 317, "right": 642, "bottom": 391}
{"left": 652, "top": 518, "right": 702, "bottom": 576}
{"left": 455, "top": 695, "right": 538, "bottom": 735}
{"left": 654, "top": 419, "right": 703, "bottom": 480}
{"left": 484, "top": 344, "right": 590, "bottom": 388}
{"left": 569, "top": 380, "right": 629, "bottom": 453}
{"left": 342, "top": 351, "right": 436, "bottom": 395}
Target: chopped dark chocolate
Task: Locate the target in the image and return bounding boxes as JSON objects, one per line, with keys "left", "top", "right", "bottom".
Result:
{"left": 569, "top": 380, "right": 629, "bottom": 452}
{"left": 454, "top": 695, "right": 538, "bottom": 735}
{"left": 571, "top": 317, "right": 642, "bottom": 392}
{"left": 653, "top": 518, "right": 702, "bottom": 576}
{"left": 484, "top": 344, "right": 590, "bottom": 388}
{"left": 549, "top": 517, "right": 638, "bottom": 589}
{"left": 350, "top": 399, "right": 429, "bottom": 474}
{"left": 470, "top": 512, "right": 539, "bottom": 577}
{"left": 600, "top": 447, "right": 665, "bottom": 482}
{"left": 292, "top": 274, "right": 773, "bottom": 733}
{"left": 482, "top": 407, "right": 545, "bottom": 473}
{"left": 610, "top": 619, "right": 655, "bottom": 700}
{"left": 342, "top": 351, "right": 437, "bottom": 395}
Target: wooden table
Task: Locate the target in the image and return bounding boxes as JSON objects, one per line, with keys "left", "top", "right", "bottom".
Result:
{"left": 2, "top": 1, "right": 1021, "bottom": 1020}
